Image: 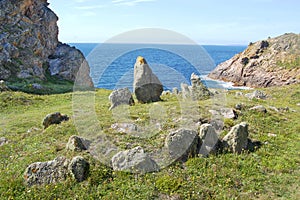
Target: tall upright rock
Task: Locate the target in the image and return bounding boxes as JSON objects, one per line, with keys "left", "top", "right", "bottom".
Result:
{"left": 133, "top": 56, "right": 163, "bottom": 103}
{"left": 0, "top": 0, "right": 93, "bottom": 87}
{"left": 208, "top": 33, "right": 300, "bottom": 88}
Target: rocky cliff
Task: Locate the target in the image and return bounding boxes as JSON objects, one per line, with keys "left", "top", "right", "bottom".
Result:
{"left": 0, "top": 0, "right": 93, "bottom": 87}
{"left": 208, "top": 33, "right": 300, "bottom": 88}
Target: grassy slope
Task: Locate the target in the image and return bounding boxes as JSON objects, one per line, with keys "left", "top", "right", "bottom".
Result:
{"left": 0, "top": 84, "right": 299, "bottom": 199}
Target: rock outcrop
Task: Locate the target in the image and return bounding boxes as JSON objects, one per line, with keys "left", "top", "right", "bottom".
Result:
{"left": 0, "top": 0, "right": 93, "bottom": 87}
{"left": 208, "top": 33, "right": 300, "bottom": 87}
{"left": 133, "top": 56, "right": 163, "bottom": 103}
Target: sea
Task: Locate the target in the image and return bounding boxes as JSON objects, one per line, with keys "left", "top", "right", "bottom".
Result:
{"left": 70, "top": 43, "right": 247, "bottom": 90}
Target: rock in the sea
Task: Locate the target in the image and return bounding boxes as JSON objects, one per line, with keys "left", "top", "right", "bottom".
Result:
{"left": 111, "top": 123, "right": 138, "bottom": 134}
{"left": 208, "top": 33, "right": 300, "bottom": 88}
{"left": 42, "top": 112, "right": 69, "bottom": 129}
{"left": 222, "top": 122, "right": 249, "bottom": 154}
{"left": 249, "top": 105, "right": 267, "bottom": 113}
{"left": 108, "top": 88, "right": 134, "bottom": 110}
{"left": 165, "top": 129, "right": 199, "bottom": 162}
{"left": 133, "top": 56, "right": 163, "bottom": 103}
{"left": 181, "top": 73, "right": 211, "bottom": 100}
{"left": 111, "top": 146, "right": 159, "bottom": 173}
{"left": 24, "top": 157, "right": 69, "bottom": 186}
{"left": 66, "top": 135, "right": 90, "bottom": 151}
{"left": 0, "top": 137, "right": 8, "bottom": 146}
{"left": 68, "top": 156, "right": 90, "bottom": 182}
{"left": 245, "top": 90, "right": 267, "bottom": 100}
{"left": 198, "top": 124, "right": 220, "bottom": 156}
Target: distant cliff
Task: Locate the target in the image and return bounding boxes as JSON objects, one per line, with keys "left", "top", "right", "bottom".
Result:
{"left": 208, "top": 33, "right": 300, "bottom": 88}
{"left": 0, "top": 0, "right": 93, "bottom": 87}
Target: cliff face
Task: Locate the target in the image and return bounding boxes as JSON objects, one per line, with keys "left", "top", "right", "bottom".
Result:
{"left": 208, "top": 33, "right": 300, "bottom": 88}
{"left": 0, "top": 0, "right": 93, "bottom": 87}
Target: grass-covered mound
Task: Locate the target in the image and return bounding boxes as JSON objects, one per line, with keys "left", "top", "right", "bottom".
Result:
{"left": 0, "top": 84, "right": 299, "bottom": 199}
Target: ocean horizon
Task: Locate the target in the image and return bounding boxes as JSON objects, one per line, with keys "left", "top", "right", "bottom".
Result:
{"left": 70, "top": 43, "right": 248, "bottom": 90}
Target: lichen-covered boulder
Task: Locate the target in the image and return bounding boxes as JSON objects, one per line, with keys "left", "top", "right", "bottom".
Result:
{"left": 165, "top": 129, "right": 199, "bottom": 162}
{"left": 222, "top": 122, "right": 249, "bottom": 153}
{"left": 108, "top": 88, "right": 134, "bottom": 110}
{"left": 24, "top": 157, "right": 69, "bottom": 186}
{"left": 133, "top": 56, "right": 163, "bottom": 103}
{"left": 42, "top": 112, "right": 69, "bottom": 129}
{"left": 111, "top": 146, "right": 159, "bottom": 173}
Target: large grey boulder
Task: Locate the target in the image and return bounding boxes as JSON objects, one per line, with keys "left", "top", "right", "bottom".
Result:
{"left": 222, "top": 122, "right": 249, "bottom": 153}
{"left": 165, "top": 129, "right": 199, "bottom": 162}
{"left": 198, "top": 124, "right": 220, "bottom": 156}
{"left": 181, "top": 73, "right": 211, "bottom": 100}
{"left": 24, "top": 156, "right": 90, "bottom": 186}
{"left": 42, "top": 112, "right": 69, "bottom": 129}
{"left": 109, "top": 88, "right": 134, "bottom": 110}
{"left": 111, "top": 146, "right": 159, "bottom": 173}
{"left": 133, "top": 56, "right": 163, "bottom": 103}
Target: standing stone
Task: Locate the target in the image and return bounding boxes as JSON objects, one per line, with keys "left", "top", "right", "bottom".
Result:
{"left": 68, "top": 156, "right": 90, "bottom": 182}
{"left": 42, "top": 112, "right": 69, "bottom": 129}
{"left": 133, "top": 56, "right": 163, "bottom": 103}
{"left": 111, "top": 146, "right": 159, "bottom": 173}
{"left": 109, "top": 88, "right": 134, "bottom": 110}
{"left": 165, "top": 129, "right": 199, "bottom": 162}
{"left": 198, "top": 124, "right": 220, "bottom": 156}
{"left": 222, "top": 122, "right": 249, "bottom": 153}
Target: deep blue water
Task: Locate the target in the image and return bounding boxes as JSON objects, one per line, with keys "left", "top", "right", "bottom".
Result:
{"left": 69, "top": 43, "right": 246, "bottom": 90}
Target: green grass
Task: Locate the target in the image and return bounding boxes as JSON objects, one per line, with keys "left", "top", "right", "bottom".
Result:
{"left": 0, "top": 84, "right": 300, "bottom": 199}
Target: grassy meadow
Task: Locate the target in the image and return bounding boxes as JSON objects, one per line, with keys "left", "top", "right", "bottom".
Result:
{"left": 0, "top": 84, "right": 299, "bottom": 199}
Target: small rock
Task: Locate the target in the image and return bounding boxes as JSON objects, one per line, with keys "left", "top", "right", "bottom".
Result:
{"left": 0, "top": 80, "right": 9, "bottom": 92}
{"left": 268, "top": 133, "right": 277, "bottom": 137}
{"left": 235, "top": 103, "right": 244, "bottom": 110}
{"left": 172, "top": 87, "right": 179, "bottom": 95}
{"left": 181, "top": 73, "right": 211, "bottom": 100}
{"left": 235, "top": 92, "right": 243, "bottom": 96}
{"left": 162, "top": 90, "right": 171, "bottom": 96}
{"left": 220, "top": 108, "right": 237, "bottom": 119}
{"left": 278, "top": 107, "right": 289, "bottom": 112}
{"left": 108, "top": 88, "right": 134, "bottom": 110}
{"left": 268, "top": 106, "right": 279, "bottom": 112}
{"left": 198, "top": 124, "right": 220, "bottom": 156}
{"left": 31, "top": 83, "right": 43, "bottom": 90}
{"left": 68, "top": 156, "right": 90, "bottom": 182}
{"left": 133, "top": 56, "right": 163, "bottom": 103}
{"left": 111, "top": 146, "right": 159, "bottom": 173}
{"left": 297, "top": 103, "right": 300, "bottom": 106}
{"left": 66, "top": 135, "right": 90, "bottom": 151}
{"left": 222, "top": 122, "right": 249, "bottom": 154}
{"left": 165, "top": 129, "right": 199, "bottom": 162}
{"left": 0, "top": 137, "right": 8, "bottom": 146}
{"left": 249, "top": 105, "right": 267, "bottom": 113}
{"left": 111, "top": 123, "right": 138, "bottom": 134}
{"left": 245, "top": 90, "right": 267, "bottom": 100}
{"left": 42, "top": 112, "right": 69, "bottom": 129}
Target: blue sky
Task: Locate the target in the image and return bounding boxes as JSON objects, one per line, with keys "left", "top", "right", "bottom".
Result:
{"left": 49, "top": 0, "right": 300, "bottom": 45}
